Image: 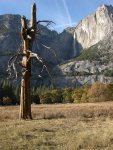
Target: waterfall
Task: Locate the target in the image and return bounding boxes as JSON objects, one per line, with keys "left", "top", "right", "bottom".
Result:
{"left": 73, "top": 29, "right": 77, "bottom": 57}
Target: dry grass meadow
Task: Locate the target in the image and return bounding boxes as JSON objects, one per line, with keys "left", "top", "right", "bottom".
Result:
{"left": 1, "top": 102, "right": 113, "bottom": 149}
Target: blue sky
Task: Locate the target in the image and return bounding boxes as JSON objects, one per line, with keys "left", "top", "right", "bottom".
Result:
{"left": 0, "top": 0, "right": 113, "bottom": 32}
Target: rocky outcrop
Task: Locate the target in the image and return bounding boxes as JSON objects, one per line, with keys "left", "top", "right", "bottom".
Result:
{"left": 70, "top": 4, "right": 113, "bottom": 56}
{"left": 49, "top": 59, "right": 113, "bottom": 87}
{"left": 51, "top": 75, "right": 113, "bottom": 88}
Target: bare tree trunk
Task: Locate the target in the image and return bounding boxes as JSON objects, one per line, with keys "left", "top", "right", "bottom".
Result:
{"left": 19, "top": 40, "right": 32, "bottom": 119}
{"left": 19, "top": 3, "right": 36, "bottom": 119}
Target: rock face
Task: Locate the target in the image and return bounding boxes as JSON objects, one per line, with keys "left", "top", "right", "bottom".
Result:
{"left": 36, "top": 28, "right": 74, "bottom": 64}
{"left": 0, "top": 15, "right": 21, "bottom": 54}
{"left": 50, "top": 4, "right": 113, "bottom": 87}
{"left": 1, "top": 4, "right": 113, "bottom": 87}
{"left": 0, "top": 14, "right": 74, "bottom": 64}
{"left": 51, "top": 60, "right": 113, "bottom": 87}
{"left": 72, "top": 4, "right": 113, "bottom": 51}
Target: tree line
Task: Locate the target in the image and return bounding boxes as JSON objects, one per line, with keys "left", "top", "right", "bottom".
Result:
{"left": 0, "top": 80, "right": 113, "bottom": 105}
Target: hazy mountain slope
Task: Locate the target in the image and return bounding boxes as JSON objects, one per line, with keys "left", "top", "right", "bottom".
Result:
{"left": 0, "top": 14, "right": 74, "bottom": 83}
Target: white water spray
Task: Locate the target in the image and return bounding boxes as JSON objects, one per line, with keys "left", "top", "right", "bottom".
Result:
{"left": 73, "top": 29, "right": 77, "bottom": 57}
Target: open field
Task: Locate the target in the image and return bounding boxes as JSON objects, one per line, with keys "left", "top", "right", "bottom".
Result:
{"left": 1, "top": 102, "right": 113, "bottom": 149}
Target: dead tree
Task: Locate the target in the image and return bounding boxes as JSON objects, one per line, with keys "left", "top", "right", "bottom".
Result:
{"left": 19, "top": 4, "right": 36, "bottom": 119}
{"left": 7, "top": 3, "right": 54, "bottom": 120}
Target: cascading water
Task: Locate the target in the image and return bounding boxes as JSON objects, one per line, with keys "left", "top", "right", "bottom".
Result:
{"left": 73, "top": 29, "right": 77, "bottom": 57}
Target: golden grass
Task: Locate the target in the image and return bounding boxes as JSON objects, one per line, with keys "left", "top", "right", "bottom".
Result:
{"left": 1, "top": 102, "right": 113, "bottom": 149}
{"left": 1, "top": 102, "right": 113, "bottom": 120}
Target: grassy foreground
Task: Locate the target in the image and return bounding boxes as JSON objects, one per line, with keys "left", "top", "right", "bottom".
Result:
{"left": 1, "top": 103, "right": 113, "bottom": 149}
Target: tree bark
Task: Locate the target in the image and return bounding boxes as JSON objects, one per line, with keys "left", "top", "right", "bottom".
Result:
{"left": 19, "top": 3, "right": 37, "bottom": 119}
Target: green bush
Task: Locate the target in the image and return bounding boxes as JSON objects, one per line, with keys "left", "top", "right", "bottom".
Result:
{"left": 40, "top": 89, "right": 63, "bottom": 104}
{"left": 63, "top": 88, "right": 74, "bottom": 103}
{"left": 103, "top": 70, "right": 113, "bottom": 77}
{"left": 80, "top": 92, "right": 88, "bottom": 103}
{"left": 40, "top": 92, "right": 53, "bottom": 104}
{"left": 50, "top": 89, "right": 63, "bottom": 103}
{"left": 72, "top": 85, "right": 90, "bottom": 103}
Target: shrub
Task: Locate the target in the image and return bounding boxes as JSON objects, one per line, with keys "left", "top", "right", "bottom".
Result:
{"left": 39, "top": 88, "right": 64, "bottom": 104}
{"left": 40, "top": 92, "right": 53, "bottom": 104}
{"left": 72, "top": 85, "right": 90, "bottom": 103}
{"left": 80, "top": 92, "right": 88, "bottom": 102}
{"left": 87, "top": 82, "right": 112, "bottom": 102}
{"left": 50, "top": 89, "right": 63, "bottom": 103}
{"left": 103, "top": 70, "right": 113, "bottom": 77}
{"left": 2, "top": 97, "right": 12, "bottom": 105}
{"left": 63, "top": 88, "right": 74, "bottom": 103}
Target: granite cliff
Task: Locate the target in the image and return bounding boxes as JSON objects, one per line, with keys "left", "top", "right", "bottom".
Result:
{"left": 0, "top": 5, "right": 113, "bottom": 87}
{"left": 51, "top": 4, "right": 113, "bottom": 87}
